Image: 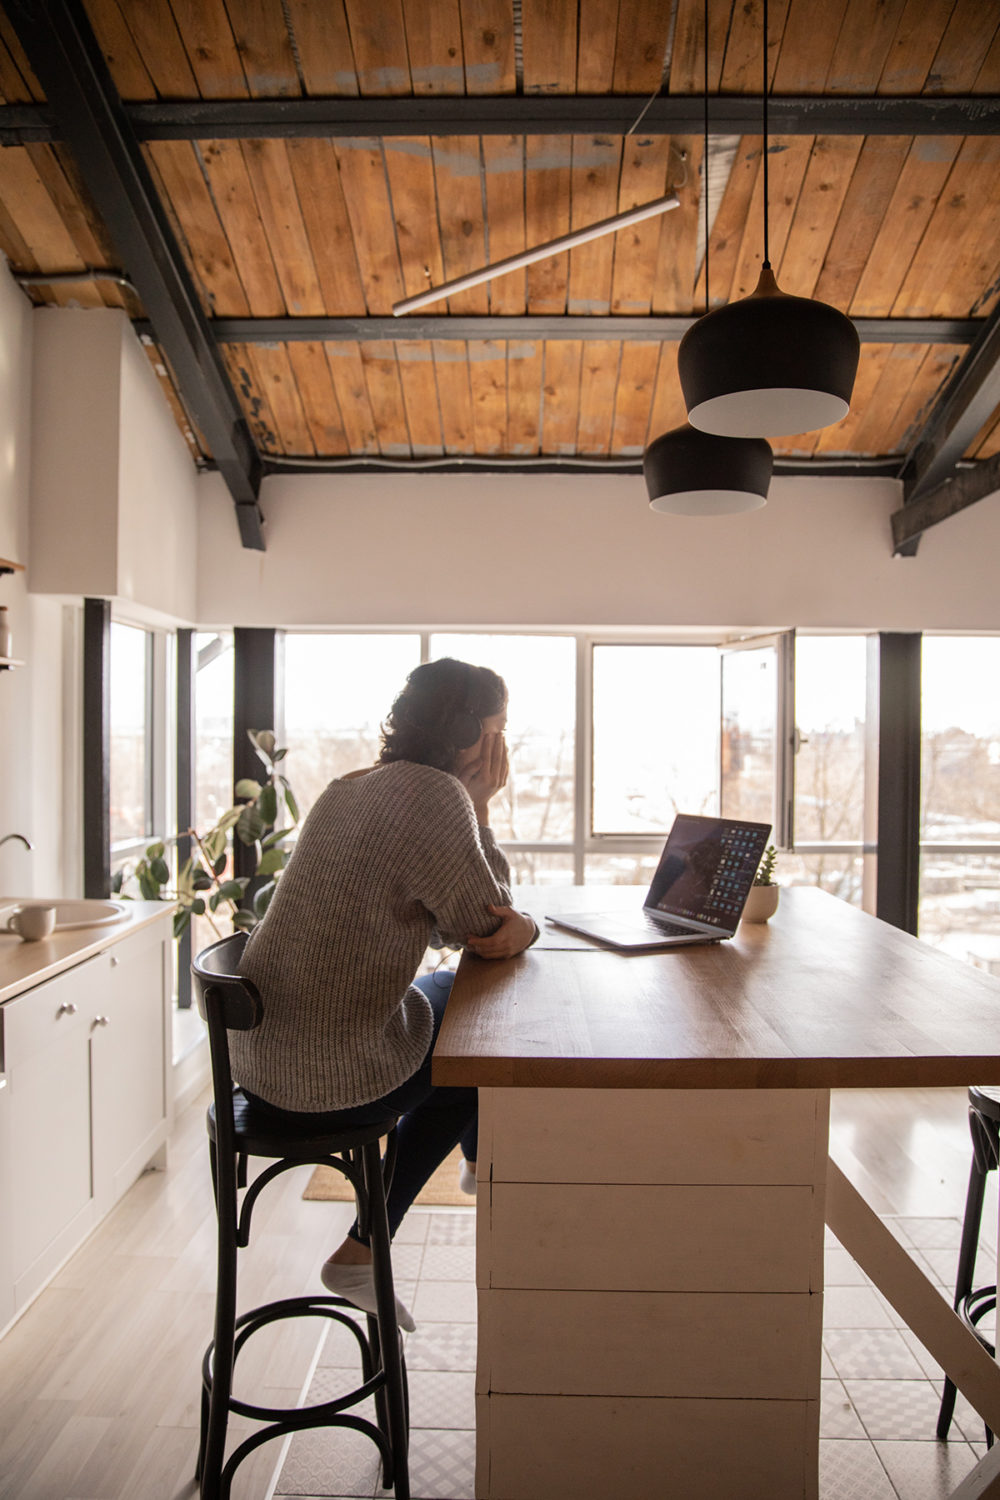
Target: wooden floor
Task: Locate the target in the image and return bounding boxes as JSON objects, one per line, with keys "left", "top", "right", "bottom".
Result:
{"left": 0, "top": 1081, "right": 985, "bottom": 1500}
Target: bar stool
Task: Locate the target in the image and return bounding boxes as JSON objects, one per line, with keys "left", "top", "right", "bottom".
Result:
{"left": 193, "top": 932, "right": 410, "bottom": 1499}
{"left": 937, "top": 1085, "right": 1000, "bottom": 1445}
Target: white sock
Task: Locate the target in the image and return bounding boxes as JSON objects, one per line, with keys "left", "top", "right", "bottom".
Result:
{"left": 459, "top": 1159, "right": 477, "bottom": 1196}
{"left": 320, "top": 1258, "right": 416, "bottom": 1332}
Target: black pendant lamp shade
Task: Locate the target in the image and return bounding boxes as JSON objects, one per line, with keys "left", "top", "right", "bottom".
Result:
{"left": 644, "top": 422, "right": 773, "bottom": 515}
{"left": 678, "top": 266, "right": 861, "bottom": 439}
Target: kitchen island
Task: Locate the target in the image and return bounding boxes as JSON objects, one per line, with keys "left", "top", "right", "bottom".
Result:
{"left": 434, "top": 886, "right": 1000, "bottom": 1500}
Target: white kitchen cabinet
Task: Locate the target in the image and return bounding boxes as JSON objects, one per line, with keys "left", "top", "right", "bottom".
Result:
{"left": 91, "top": 922, "right": 169, "bottom": 1214}
{"left": 1, "top": 917, "right": 170, "bottom": 1320}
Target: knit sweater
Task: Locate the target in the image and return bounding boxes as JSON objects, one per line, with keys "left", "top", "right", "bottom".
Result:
{"left": 232, "top": 759, "right": 512, "bottom": 1111}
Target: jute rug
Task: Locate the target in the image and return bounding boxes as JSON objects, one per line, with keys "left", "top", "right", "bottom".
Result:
{"left": 302, "top": 1143, "right": 469, "bottom": 1208}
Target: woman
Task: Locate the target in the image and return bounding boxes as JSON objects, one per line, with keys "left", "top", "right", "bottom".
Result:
{"left": 234, "top": 657, "right": 538, "bottom": 1329}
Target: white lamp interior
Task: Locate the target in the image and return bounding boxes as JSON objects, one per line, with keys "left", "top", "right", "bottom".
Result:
{"left": 649, "top": 487, "right": 768, "bottom": 516}
{"left": 687, "top": 386, "right": 851, "bottom": 438}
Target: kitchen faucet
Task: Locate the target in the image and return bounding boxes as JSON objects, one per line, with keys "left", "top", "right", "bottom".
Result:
{"left": 0, "top": 833, "right": 32, "bottom": 850}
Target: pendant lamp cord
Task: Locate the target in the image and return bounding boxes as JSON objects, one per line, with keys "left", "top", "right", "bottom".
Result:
{"left": 761, "top": 0, "right": 770, "bottom": 270}
{"left": 703, "top": 0, "right": 710, "bottom": 307}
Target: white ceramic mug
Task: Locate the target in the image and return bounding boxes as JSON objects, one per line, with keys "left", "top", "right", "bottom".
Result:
{"left": 6, "top": 904, "right": 56, "bottom": 941}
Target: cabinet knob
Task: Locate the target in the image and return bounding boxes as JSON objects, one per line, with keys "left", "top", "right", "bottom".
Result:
{"left": 56, "top": 1002, "right": 77, "bottom": 1017}
{"left": 91, "top": 1015, "right": 111, "bottom": 1029}
{"left": 110, "top": 955, "right": 119, "bottom": 968}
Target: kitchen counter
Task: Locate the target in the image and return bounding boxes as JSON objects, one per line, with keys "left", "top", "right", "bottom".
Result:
{"left": 0, "top": 901, "right": 173, "bottom": 1004}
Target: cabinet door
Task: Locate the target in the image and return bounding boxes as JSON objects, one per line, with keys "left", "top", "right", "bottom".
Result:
{"left": 4, "top": 960, "right": 99, "bottom": 1299}
{"left": 90, "top": 923, "right": 169, "bottom": 1212}
{"left": 0, "top": 1073, "right": 13, "bottom": 1330}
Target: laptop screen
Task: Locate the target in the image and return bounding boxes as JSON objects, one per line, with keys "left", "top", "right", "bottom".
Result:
{"left": 644, "top": 814, "right": 772, "bottom": 931}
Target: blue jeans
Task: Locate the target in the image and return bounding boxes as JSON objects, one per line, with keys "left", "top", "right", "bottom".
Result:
{"left": 244, "top": 969, "right": 477, "bottom": 1241}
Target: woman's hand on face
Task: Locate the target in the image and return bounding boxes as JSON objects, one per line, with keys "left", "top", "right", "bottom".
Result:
{"left": 458, "top": 732, "right": 508, "bottom": 820}
{"left": 465, "top": 903, "right": 537, "bottom": 960}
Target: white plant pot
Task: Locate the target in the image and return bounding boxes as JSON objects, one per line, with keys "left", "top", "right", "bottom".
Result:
{"left": 742, "top": 884, "right": 780, "bottom": 923}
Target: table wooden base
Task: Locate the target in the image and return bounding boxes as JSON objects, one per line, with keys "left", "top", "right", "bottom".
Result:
{"left": 475, "top": 1085, "right": 829, "bottom": 1499}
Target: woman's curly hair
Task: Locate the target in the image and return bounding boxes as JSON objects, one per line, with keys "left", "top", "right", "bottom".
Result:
{"left": 379, "top": 658, "right": 507, "bottom": 773}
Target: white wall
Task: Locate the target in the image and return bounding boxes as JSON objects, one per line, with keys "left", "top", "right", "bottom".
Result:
{"left": 0, "top": 270, "right": 68, "bottom": 895}
{"left": 196, "top": 469, "right": 1000, "bottom": 633}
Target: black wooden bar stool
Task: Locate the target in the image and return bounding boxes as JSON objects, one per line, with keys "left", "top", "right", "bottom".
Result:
{"left": 937, "top": 1085, "right": 1000, "bottom": 1445}
{"left": 193, "top": 932, "right": 410, "bottom": 1499}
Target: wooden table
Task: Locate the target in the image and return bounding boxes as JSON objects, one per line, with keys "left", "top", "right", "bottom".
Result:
{"left": 433, "top": 886, "right": 1000, "bottom": 1500}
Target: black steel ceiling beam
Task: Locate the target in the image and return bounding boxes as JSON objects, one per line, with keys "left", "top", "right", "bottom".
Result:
{"left": 126, "top": 94, "right": 1000, "bottom": 139}
{"left": 254, "top": 454, "right": 901, "bottom": 478}
{"left": 891, "top": 452, "right": 1000, "bottom": 553}
{"left": 2, "top": 0, "right": 265, "bottom": 550}
{"left": 891, "top": 293, "right": 1000, "bottom": 552}
{"left": 133, "top": 315, "right": 982, "bottom": 345}
{"left": 3, "top": 93, "right": 1000, "bottom": 145}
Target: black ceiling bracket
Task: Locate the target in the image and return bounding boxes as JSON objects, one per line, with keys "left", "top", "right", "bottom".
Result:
{"left": 3, "top": 0, "right": 265, "bottom": 551}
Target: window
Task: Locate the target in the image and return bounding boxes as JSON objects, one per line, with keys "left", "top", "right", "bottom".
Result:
{"left": 194, "top": 633, "right": 234, "bottom": 832}
{"left": 592, "top": 645, "right": 719, "bottom": 835}
{"left": 431, "top": 634, "right": 577, "bottom": 884}
{"left": 920, "top": 637, "right": 1000, "bottom": 971}
{"left": 268, "top": 628, "right": 878, "bottom": 903}
{"left": 110, "top": 622, "right": 153, "bottom": 852}
{"left": 783, "top": 635, "right": 872, "bottom": 909}
{"left": 283, "top": 634, "right": 422, "bottom": 817}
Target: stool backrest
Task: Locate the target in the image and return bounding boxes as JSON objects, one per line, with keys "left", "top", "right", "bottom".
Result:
{"left": 193, "top": 932, "right": 264, "bottom": 1155}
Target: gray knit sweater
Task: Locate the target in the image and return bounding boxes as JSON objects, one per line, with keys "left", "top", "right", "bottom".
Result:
{"left": 233, "top": 759, "right": 512, "bottom": 1110}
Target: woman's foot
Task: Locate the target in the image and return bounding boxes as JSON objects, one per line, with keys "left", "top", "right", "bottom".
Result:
{"left": 320, "top": 1257, "right": 416, "bottom": 1332}
{"left": 459, "top": 1158, "right": 477, "bottom": 1196}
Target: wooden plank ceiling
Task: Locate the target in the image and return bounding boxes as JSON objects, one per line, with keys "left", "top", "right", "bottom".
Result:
{"left": 0, "top": 0, "right": 998, "bottom": 517}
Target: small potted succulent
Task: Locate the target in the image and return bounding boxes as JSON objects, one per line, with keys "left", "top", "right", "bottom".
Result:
{"left": 742, "top": 844, "right": 779, "bottom": 923}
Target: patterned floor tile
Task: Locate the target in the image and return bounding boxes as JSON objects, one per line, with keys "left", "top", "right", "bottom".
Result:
{"left": 824, "top": 1328, "right": 927, "bottom": 1381}
{"left": 819, "top": 1438, "right": 896, "bottom": 1498}
{"left": 873, "top": 1437, "right": 980, "bottom": 1498}
{"left": 412, "top": 1278, "right": 477, "bottom": 1324}
{"left": 826, "top": 1244, "right": 872, "bottom": 1286}
{"left": 407, "top": 1368, "right": 476, "bottom": 1430}
{"left": 845, "top": 1378, "right": 945, "bottom": 1440}
{"left": 950, "top": 1386, "right": 995, "bottom": 1446}
{"left": 824, "top": 1285, "right": 896, "bottom": 1329}
{"left": 419, "top": 1244, "right": 476, "bottom": 1282}
{"left": 425, "top": 1212, "right": 476, "bottom": 1247}
{"left": 896, "top": 1219, "right": 964, "bottom": 1252}
{"left": 275, "top": 1424, "right": 381, "bottom": 1498}
{"left": 376, "top": 1427, "right": 475, "bottom": 1500}
{"left": 388, "top": 1242, "right": 426, "bottom": 1281}
{"left": 404, "top": 1321, "right": 478, "bottom": 1373}
{"left": 899, "top": 1329, "right": 945, "bottom": 1382}
{"left": 821, "top": 1379, "right": 867, "bottom": 1439}
{"left": 394, "top": 1212, "right": 430, "bottom": 1245}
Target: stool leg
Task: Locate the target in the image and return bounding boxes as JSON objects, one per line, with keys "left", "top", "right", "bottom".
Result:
{"left": 201, "top": 1145, "right": 240, "bottom": 1500}
{"left": 938, "top": 1119, "right": 990, "bottom": 1440}
{"left": 364, "top": 1139, "right": 410, "bottom": 1500}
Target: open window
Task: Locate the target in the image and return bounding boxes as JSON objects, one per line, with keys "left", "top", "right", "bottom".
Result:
{"left": 720, "top": 631, "right": 795, "bottom": 848}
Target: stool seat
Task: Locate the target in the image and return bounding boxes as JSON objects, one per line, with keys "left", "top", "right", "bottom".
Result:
{"left": 937, "top": 1087, "right": 999, "bottom": 1447}
{"left": 194, "top": 932, "right": 410, "bottom": 1500}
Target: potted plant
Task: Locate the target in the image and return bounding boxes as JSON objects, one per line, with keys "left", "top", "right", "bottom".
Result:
{"left": 114, "top": 729, "right": 299, "bottom": 939}
{"left": 742, "top": 844, "right": 779, "bottom": 923}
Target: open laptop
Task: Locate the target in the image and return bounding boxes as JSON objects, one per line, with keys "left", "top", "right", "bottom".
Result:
{"left": 546, "top": 813, "right": 772, "bottom": 951}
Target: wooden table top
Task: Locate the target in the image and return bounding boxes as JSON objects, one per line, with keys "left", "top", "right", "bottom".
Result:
{"left": 432, "top": 885, "right": 1000, "bottom": 1090}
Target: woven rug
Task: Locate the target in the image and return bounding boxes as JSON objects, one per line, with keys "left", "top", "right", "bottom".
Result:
{"left": 303, "top": 1143, "right": 469, "bottom": 1207}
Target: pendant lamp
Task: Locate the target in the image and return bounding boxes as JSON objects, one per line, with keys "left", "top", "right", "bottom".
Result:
{"left": 644, "top": 423, "right": 772, "bottom": 514}
{"left": 677, "top": 0, "right": 859, "bottom": 438}
{"left": 643, "top": 0, "right": 773, "bottom": 516}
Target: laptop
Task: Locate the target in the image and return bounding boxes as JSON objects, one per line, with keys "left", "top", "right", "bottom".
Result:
{"left": 546, "top": 813, "right": 772, "bottom": 951}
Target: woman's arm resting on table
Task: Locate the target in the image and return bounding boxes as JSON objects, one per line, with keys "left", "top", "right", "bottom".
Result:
{"left": 464, "top": 903, "right": 539, "bottom": 959}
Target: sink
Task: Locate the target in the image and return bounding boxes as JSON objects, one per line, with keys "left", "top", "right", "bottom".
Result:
{"left": 1, "top": 898, "right": 130, "bottom": 932}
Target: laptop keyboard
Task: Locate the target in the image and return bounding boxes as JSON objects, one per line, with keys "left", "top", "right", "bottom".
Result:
{"left": 641, "top": 913, "right": 697, "bottom": 938}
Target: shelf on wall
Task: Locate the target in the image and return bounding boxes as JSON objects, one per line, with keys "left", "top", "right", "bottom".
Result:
{"left": 0, "top": 558, "right": 24, "bottom": 576}
{"left": 0, "top": 658, "right": 24, "bottom": 671}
